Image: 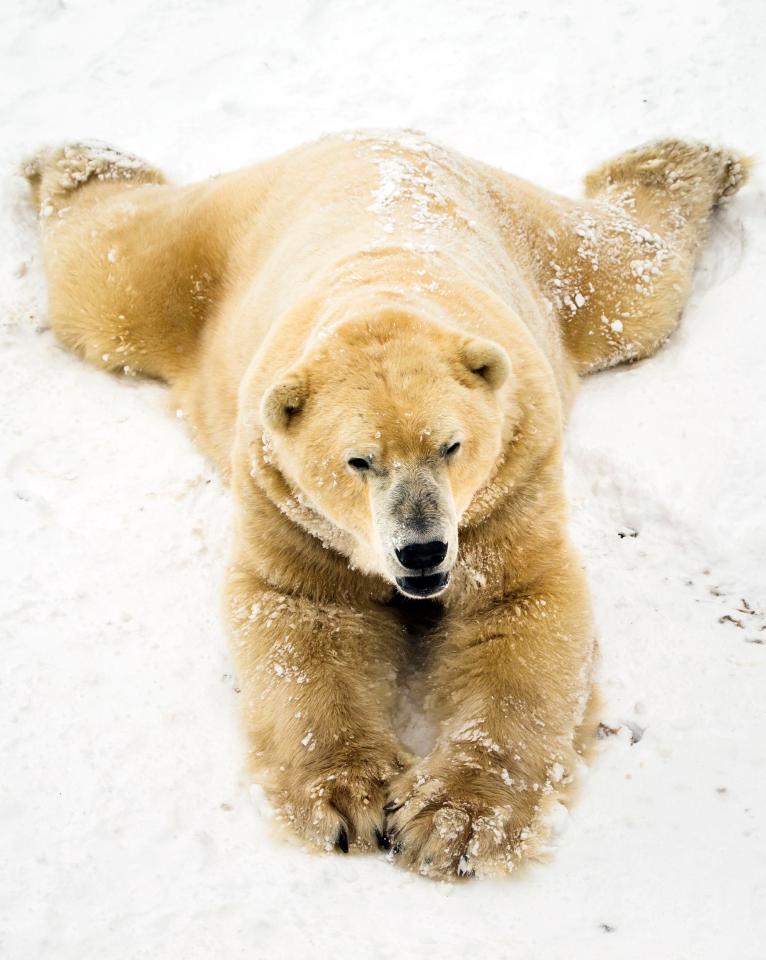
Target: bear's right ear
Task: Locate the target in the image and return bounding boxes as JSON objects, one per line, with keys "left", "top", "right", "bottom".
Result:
{"left": 260, "top": 372, "right": 309, "bottom": 432}
{"left": 460, "top": 337, "right": 511, "bottom": 390}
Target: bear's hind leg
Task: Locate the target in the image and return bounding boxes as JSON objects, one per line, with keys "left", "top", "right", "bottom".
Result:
{"left": 560, "top": 138, "right": 751, "bottom": 373}
{"left": 23, "top": 140, "right": 166, "bottom": 215}
{"left": 584, "top": 138, "right": 750, "bottom": 227}
{"left": 25, "top": 142, "right": 221, "bottom": 383}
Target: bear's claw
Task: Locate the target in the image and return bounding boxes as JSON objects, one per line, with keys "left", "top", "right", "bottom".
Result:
{"left": 375, "top": 828, "right": 391, "bottom": 851}
{"left": 336, "top": 826, "right": 349, "bottom": 853}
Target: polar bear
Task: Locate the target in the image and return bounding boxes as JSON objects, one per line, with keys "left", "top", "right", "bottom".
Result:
{"left": 24, "top": 131, "right": 747, "bottom": 879}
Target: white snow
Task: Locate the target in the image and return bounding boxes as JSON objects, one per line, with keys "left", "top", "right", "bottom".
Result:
{"left": 1, "top": 1, "right": 764, "bottom": 958}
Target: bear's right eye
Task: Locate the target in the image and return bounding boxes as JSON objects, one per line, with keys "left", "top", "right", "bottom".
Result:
{"left": 347, "top": 456, "right": 371, "bottom": 472}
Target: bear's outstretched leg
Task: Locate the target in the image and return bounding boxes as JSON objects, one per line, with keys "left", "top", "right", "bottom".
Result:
{"left": 227, "top": 566, "right": 414, "bottom": 853}
{"left": 584, "top": 137, "right": 749, "bottom": 218}
{"left": 23, "top": 140, "right": 167, "bottom": 213}
{"left": 24, "top": 142, "right": 228, "bottom": 383}
{"left": 559, "top": 139, "right": 750, "bottom": 373}
{"left": 486, "top": 138, "right": 749, "bottom": 374}
{"left": 385, "top": 544, "right": 594, "bottom": 879}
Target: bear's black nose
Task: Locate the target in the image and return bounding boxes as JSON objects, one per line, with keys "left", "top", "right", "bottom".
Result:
{"left": 395, "top": 540, "right": 448, "bottom": 571}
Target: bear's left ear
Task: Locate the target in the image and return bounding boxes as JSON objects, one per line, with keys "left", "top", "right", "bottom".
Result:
{"left": 460, "top": 337, "right": 511, "bottom": 390}
{"left": 260, "top": 371, "right": 309, "bottom": 432}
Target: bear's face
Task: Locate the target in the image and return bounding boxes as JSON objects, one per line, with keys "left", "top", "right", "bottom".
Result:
{"left": 260, "top": 317, "right": 513, "bottom": 598}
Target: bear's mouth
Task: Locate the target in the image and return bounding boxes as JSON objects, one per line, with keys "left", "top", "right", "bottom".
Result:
{"left": 395, "top": 571, "right": 450, "bottom": 599}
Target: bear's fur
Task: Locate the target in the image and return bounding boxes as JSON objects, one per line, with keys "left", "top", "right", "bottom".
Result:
{"left": 25, "top": 130, "right": 748, "bottom": 879}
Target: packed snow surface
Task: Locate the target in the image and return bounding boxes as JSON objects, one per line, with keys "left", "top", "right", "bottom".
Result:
{"left": 1, "top": 1, "right": 764, "bottom": 958}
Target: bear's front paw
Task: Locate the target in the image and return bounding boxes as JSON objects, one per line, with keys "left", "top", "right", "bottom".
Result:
{"left": 274, "top": 748, "right": 412, "bottom": 854}
{"left": 385, "top": 757, "right": 543, "bottom": 880}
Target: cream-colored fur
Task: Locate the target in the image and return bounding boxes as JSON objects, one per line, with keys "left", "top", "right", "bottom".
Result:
{"left": 25, "top": 131, "right": 748, "bottom": 879}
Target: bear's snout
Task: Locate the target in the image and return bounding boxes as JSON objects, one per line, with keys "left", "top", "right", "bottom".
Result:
{"left": 371, "top": 468, "right": 458, "bottom": 596}
{"left": 395, "top": 540, "right": 448, "bottom": 571}
{"left": 393, "top": 539, "right": 452, "bottom": 599}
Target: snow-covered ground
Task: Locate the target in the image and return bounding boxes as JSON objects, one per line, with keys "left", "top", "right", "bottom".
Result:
{"left": 1, "top": 1, "right": 764, "bottom": 957}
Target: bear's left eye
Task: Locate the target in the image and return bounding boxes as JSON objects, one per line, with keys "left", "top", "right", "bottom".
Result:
{"left": 443, "top": 441, "right": 461, "bottom": 459}
{"left": 347, "top": 456, "right": 371, "bottom": 472}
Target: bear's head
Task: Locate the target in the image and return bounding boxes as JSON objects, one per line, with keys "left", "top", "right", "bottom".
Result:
{"left": 259, "top": 312, "right": 515, "bottom": 598}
